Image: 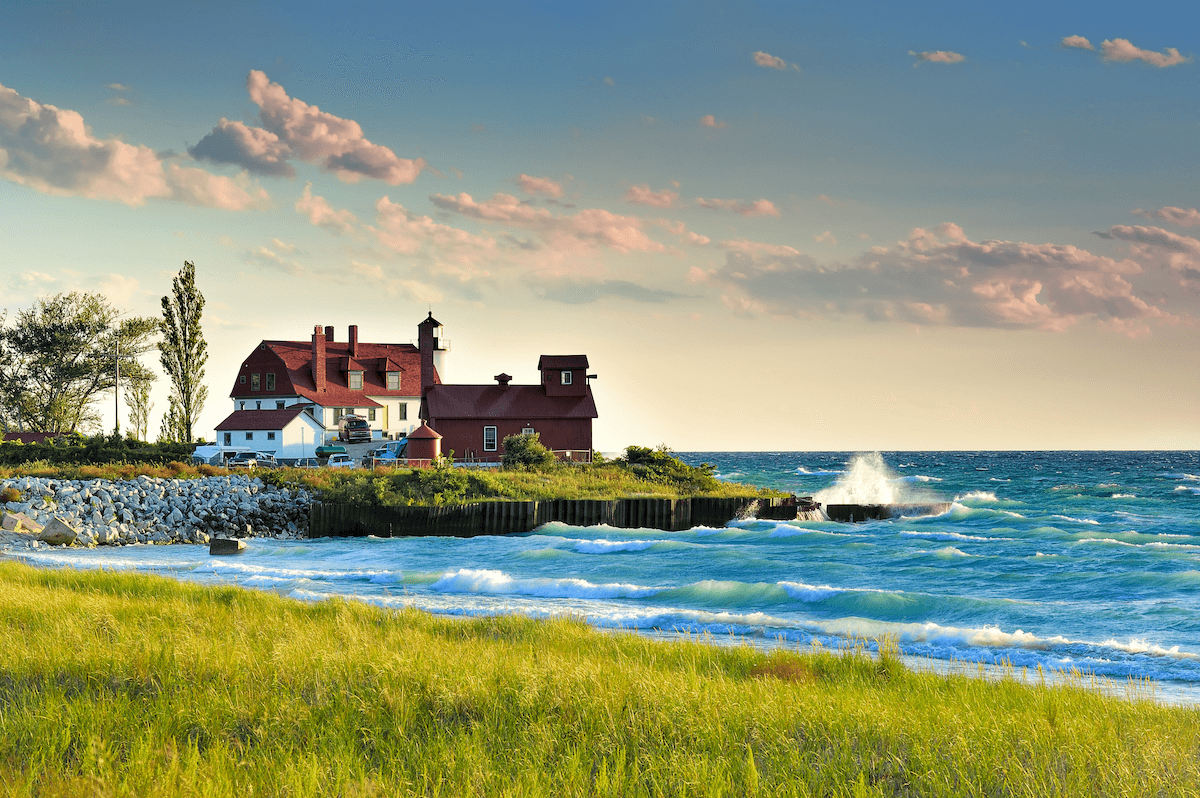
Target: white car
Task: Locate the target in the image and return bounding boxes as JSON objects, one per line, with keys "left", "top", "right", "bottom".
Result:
{"left": 326, "top": 453, "right": 356, "bottom": 469}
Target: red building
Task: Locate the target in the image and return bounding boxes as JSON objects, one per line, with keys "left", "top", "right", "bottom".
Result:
{"left": 422, "top": 355, "right": 597, "bottom": 462}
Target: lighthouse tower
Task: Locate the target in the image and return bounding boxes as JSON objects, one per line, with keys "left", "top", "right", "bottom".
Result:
{"left": 417, "top": 312, "right": 449, "bottom": 395}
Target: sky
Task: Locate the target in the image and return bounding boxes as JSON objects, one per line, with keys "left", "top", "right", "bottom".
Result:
{"left": 1, "top": 0, "right": 1197, "bottom": 451}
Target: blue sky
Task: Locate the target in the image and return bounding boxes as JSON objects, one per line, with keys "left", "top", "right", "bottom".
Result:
{"left": 2, "top": 1, "right": 1197, "bottom": 450}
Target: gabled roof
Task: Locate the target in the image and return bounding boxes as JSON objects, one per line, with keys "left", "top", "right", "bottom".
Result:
{"left": 538, "top": 355, "right": 589, "bottom": 370}
{"left": 231, "top": 336, "right": 438, "bottom": 406}
{"left": 215, "top": 406, "right": 321, "bottom": 431}
{"left": 424, "top": 384, "right": 598, "bottom": 420}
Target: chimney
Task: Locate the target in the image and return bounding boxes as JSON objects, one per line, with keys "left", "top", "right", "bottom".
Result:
{"left": 325, "top": 325, "right": 334, "bottom": 342}
{"left": 494, "top": 373, "right": 512, "bottom": 387}
{"left": 311, "top": 325, "right": 327, "bottom": 392}
{"left": 348, "top": 325, "right": 358, "bottom": 358}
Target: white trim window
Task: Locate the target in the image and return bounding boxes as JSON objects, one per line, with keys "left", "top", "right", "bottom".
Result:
{"left": 483, "top": 426, "right": 497, "bottom": 451}
{"left": 348, "top": 370, "right": 363, "bottom": 390}
{"left": 561, "top": 370, "right": 573, "bottom": 385}
{"left": 522, "top": 427, "right": 535, "bottom": 435}
{"left": 386, "top": 371, "right": 400, "bottom": 390}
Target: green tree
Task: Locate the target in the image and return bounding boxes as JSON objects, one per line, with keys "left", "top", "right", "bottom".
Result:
{"left": 0, "top": 293, "right": 156, "bottom": 434}
{"left": 158, "top": 261, "right": 208, "bottom": 443}
{"left": 124, "top": 370, "right": 154, "bottom": 441}
{"left": 501, "top": 432, "right": 557, "bottom": 469}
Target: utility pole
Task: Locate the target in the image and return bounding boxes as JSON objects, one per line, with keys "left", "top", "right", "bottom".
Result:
{"left": 114, "top": 334, "right": 120, "bottom": 436}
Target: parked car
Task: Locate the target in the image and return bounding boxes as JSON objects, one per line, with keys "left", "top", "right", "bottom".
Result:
{"left": 338, "top": 414, "right": 372, "bottom": 443}
{"left": 254, "top": 452, "right": 279, "bottom": 469}
{"left": 362, "top": 439, "right": 408, "bottom": 467}
{"left": 292, "top": 457, "right": 321, "bottom": 469}
{"left": 326, "top": 453, "right": 356, "bottom": 469}
{"left": 228, "top": 452, "right": 260, "bottom": 470}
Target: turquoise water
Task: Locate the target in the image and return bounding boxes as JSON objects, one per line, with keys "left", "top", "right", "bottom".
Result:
{"left": 12, "top": 451, "right": 1200, "bottom": 701}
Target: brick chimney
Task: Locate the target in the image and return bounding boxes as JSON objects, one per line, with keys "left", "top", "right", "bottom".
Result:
{"left": 348, "top": 325, "right": 358, "bottom": 358}
{"left": 311, "top": 325, "right": 327, "bottom": 392}
{"left": 325, "top": 325, "right": 334, "bottom": 341}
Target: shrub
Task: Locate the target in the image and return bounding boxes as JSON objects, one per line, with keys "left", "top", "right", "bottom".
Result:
{"left": 501, "top": 433, "right": 556, "bottom": 469}
{"left": 616, "top": 445, "right": 720, "bottom": 494}
{"left": 0, "top": 486, "right": 20, "bottom": 504}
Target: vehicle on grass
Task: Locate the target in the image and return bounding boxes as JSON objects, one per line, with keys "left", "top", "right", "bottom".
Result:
{"left": 315, "top": 445, "right": 347, "bottom": 458}
{"left": 191, "top": 445, "right": 252, "bottom": 466}
{"left": 338, "top": 415, "right": 373, "bottom": 443}
{"left": 326, "top": 453, "right": 356, "bottom": 469}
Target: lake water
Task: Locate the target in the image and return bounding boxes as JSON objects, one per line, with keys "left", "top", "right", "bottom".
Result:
{"left": 11, "top": 451, "right": 1200, "bottom": 703}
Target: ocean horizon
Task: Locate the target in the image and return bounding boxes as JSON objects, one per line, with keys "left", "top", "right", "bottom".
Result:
{"left": 9, "top": 449, "right": 1200, "bottom": 703}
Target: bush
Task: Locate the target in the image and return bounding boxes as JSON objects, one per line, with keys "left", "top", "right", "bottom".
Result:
{"left": 0, "top": 486, "right": 20, "bottom": 504}
{"left": 501, "top": 433, "right": 557, "bottom": 469}
{"left": 616, "top": 445, "right": 720, "bottom": 494}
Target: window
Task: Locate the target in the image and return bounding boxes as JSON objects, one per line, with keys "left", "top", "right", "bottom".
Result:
{"left": 267, "top": 432, "right": 276, "bottom": 440}
{"left": 561, "top": 370, "right": 573, "bottom": 385}
{"left": 276, "top": 401, "right": 285, "bottom": 410}
{"left": 259, "top": 344, "right": 266, "bottom": 350}
{"left": 245, "top": 432, "right": 254, "bottom": 441}
{"left": 251, "top": 373, "right": 261, "bottom": 391}
{"left": 398, "top": 403, "right": 407, "bottom": 420}
{"left": 223, "top": 433, "right": 231, "bottom": 446}
{"left": 522, "top": 427, "right": 535, "bottom": 435}
{"left": 386, "top": 371, "right": 400, "bottom": 390}
{"left": 348, "top": 370, "right": 363, "bottom": 390}
{"left": 483, "top": 426, "right": 497, "bottom": 451}
{"left": 266, "top": 373, "right": 275, "bottom": 391}
{"left": 240, "top": 375, "right": 246, "bottom": 384}
{"left": 368, "top": 408, "right": 376, "bottom": 421}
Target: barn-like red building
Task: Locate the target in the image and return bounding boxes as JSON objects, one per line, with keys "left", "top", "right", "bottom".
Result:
{"left": 421, "top": 355, "right": 597, "bottom": 463}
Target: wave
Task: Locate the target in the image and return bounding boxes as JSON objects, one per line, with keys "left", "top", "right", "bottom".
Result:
{"left": 934, "top": 546, "right": 972, "bottom": 558}
{"left": 1110, "top": 494, "right": 1137, "bottom": 499}
{"left": 901, "top": 530, "right": 1015, "bottom": 543}
{"left": 1049, "top": 514, "right": 1100, "bottom": 525}
{"left": 571, "top": 538, "right": 691, "bottom": 554}
{"left": 1175, "top": 486, "right": 1200, "bottom": 495}
{"left": 430, "top": 568, "right": 658, "bottom": 600}
{"left": 955, "top": 491, "right": 999, "bottom": 503}
{"left": 795, "top": 467, "right": 845, "bottom": 476}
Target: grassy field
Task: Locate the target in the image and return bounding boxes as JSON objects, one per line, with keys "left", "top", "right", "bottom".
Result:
{"left": 1, "top": 561, "right": 1198, "bottom": 797}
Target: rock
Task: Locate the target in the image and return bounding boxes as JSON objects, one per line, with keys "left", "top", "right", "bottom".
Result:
{"left": 38, "top": 517, "right": 78, "bottom": 546}
{"left": 209, "top": 538, "right": 246, "bottom": 555}
{"left": 2, "top": 511, "right": 42, "bottom": 535}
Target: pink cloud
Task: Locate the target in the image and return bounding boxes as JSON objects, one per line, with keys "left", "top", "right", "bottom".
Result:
{"left": 699, "top": 114, "right": 727, "bottom": 129}
{"left": 1061, "top": 35, "right": 1094, "bottom": 50}
{"left": 624, "top": 185, "right": 678, "bottom": 208}
{"left": 0, "top": 80, "right": 267, "bottom": 209}
{"left": 190, "top": 71, "right": 426, "bottom": 184}
{"left": 296, "top": 183, "right": 358, "bottom": 234}
{"left": 696, "top": 197, "right": 780, "bottom": 217}
{"left": 516, "top": 173, "right": 563, "bottom": 197}
{"left": 1133, "top": 207, "right": 1200, "bottom": 227}
{"left": 1100, "top": 38, "right": 1189, "bottom": 67}
{"left": 909, "top": 50, "right": 965, "bottom": 64}
{"left": 753, "top": 51, "right": 787, "bottom": 70}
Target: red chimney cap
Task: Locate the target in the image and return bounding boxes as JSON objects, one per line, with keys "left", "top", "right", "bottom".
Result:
{"left": 407, "top": 422, "right": 442, "bottom": 440}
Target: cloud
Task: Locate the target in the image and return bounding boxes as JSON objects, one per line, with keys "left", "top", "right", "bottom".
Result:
{"left": 753, "top": 51, "right": 787, "bottom": 70}
{"left": 710, "top": 223, "right": 1168, "bottom": 333}
{"left": 525, "top": 276, "right": 692, "bottom": 305}
{"left": 1100, "top": 38, "right": 1189, "bottom": 67}
{"left": 699, "top": 114, "right": 727, "bottom": 129}
{"left": 246, "top": 243, "right": 304, "bottom": 276}
{"left": 190, "top": 118, "right": 294, "bottom": 177}
{"left": 910, "top": 50, "right": 965, "bottom": 64}
{"left": 1104, "top": 224, "right": 1200, "bottom": 290}
{"left": 1105, "top": 224, "right": 1200, "bottom": 255}
{"left": 106, "top": 83, "right": 132, "bottom": 92}
{"left": 1133, "top": 206, "right": 1200, "bottom": 227}
{"left": 696, "top": 197, "right": 780, "bottom": 217}
{"left": 372, "top": 195, "right": 498, "bottom": 272}
{"left": 106, "top": 97, "right": 132, "bottom": 107}
{"left": 295, "top": 183, "right": 358, "bottom": 234}
{"left": 603, "top": 76, "right": 615, "bottom": 86}
{"left": 189, "top": 70, "right": 426, "bottom": 184}
{"left": 0, "top": 80, "right": 268, "bottom": 209}
{"left": 624, "top": 184, "right": 678, "bottom": 208}
{"left": 516, "top": 173, "right": 563, "bottom": 197}
{"left": 1061, "top": 35, "right": 1094, "bottom": 50}
{"left": 814, "top": 230, "right": 837, "bottom": 245}
{"left": 430, "top": 191, "right": 666, "bottom": 254}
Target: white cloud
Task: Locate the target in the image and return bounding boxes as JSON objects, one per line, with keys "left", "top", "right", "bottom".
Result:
{"left": 699, "top": 114, "right": 727, "bottom": 129}
{"left": 624, "top": 185, "right": 678, "bottom": 208}
{"left": 1101, "top": 38, "right": 1189, "bottom": 67}
{"left": 0, "top": 80, "right": 267, "bottom": 209}
{"left": 814, "top": 230, "right": 837, "bottom": 245}
{"left": 910, "top": 50, "right": 965, "bottom": 64}
{"left": 753, "top": 51, "right": 787, "bottom": 70}
{"left": 190, "top": 71, "right": 427, "bottom": 184}
{"left": 516, "top": 173, "right": 563, "bottom": 197}
{"left": 696, "top": 197, "right": 780, "bottom": 217}
{"left": 1061, "top": 35, "right": 1094, "bottom": 50}
{"left": 295, "top": 183, "right": 358, "bottom": 234}
{"left": 1133, "top": 207, "right": 1200, "bottom": 227}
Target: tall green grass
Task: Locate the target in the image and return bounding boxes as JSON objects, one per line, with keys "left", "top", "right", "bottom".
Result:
{"left": 1, "top": 560, "right": 1197, "bottom": 796}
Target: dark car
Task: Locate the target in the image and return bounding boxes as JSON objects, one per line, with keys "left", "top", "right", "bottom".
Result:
{"left": 228, "top": 452, "right": 260, "bottom": 470}
{"left": 292, "top": 457, "right": 321, "bottom": 469}
{"left": 338, "top": 415, "right": 373, "bottom": 443}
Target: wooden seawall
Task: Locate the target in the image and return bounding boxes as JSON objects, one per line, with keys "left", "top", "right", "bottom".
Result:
{"left": 308, "top": 496, "right": 803, "bottom": 538}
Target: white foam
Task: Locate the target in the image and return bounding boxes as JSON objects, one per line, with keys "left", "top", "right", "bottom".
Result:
{"left": 956, "top": 490, "right": 999, "bottom": 503}
{"left": 1174, "top": 486, "right": 1200, "bottom": 495}
{"left": 1111, "top": 494, "right": 1136, "bottom": 499}
{"left": 934, "top": 546, "right": 972, "bottom": 558}
{"left": 1049, "top": 514, "right": 1100, "bottom": 525}
{"left": 573, "top": 539, "right": 666, "bottom": 554}
{"left": 777, "top": 581, "right": 844, "bottom": 602}
{"left": 901, "top": 530, "right": 1015, "bottom": 543}
{"left": 795, "top": 467, "right": 845, "bottom": 476}
{"left": 429, "top": 568, "right": 660, "bottom": 599}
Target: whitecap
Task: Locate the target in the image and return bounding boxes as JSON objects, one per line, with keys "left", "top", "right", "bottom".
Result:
{"left": 901, "top": 530, "right": 1015, "bottom": 543}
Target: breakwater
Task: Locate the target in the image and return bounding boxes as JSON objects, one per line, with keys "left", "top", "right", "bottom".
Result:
{"left": 0, "top": 475, "right": 311, "bottom": 550}
{"left": 308, "top": 496, "right": 818, "bottom": 538}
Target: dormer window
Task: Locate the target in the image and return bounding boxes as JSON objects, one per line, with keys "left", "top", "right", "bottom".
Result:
{"left": 561, "top": 370, "right": 573, "bottom": 385}
{"left": 251, "top": 374, "right": 260, "bottom": 391}
{"left": 348, "top": 370, "right": 363, "bottom": 390}
{"left": 266, "top": 373, "right": 275, "bottom": 391}
{"left": 386, "top": 371, "right": 400, "bottom": 390}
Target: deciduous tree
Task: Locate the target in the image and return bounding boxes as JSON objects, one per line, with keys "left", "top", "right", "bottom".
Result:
{"left": 158, "top": 261, "right": 208, "bottom": 443}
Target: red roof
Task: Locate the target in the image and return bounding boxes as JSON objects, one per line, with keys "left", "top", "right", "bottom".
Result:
{"left": 230, "top": 333, "right": 439, "bottom": 407}
{"left": 0, "top": 432, "right": 61, "bottom": 444}
{"left": 538, "top": 355, "right": 589, "bottom": 370}
{"left": 215, "top": 406, "right": 317, "bottom": 431}
{"left": 407, "top": 422, "right": 442, "bottom": 440}
{"left": 424, "top": 384, "right": 598, "bottom": 420}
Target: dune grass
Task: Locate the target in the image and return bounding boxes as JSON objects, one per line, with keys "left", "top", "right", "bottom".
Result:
{"left": 1, "top": 561, "right": 1197, "bottom": 797}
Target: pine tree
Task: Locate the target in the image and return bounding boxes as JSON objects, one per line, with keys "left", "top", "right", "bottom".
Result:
{"left": 158, "top": 261, "right": 208, "bottom": 443}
